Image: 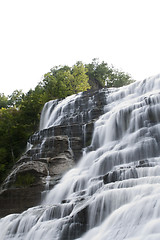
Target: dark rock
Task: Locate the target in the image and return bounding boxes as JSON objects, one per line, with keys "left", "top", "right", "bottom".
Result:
{"left": 0, "top": 186, "right": 43, "bottom": 218}
{"left": 59, "top": 204, "right": 89, "bottom": 240}
{"left": 103, "top": 160, "right": 154, "bottom": 185}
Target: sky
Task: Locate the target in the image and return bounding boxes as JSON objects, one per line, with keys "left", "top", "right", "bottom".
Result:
{"left": 0, "top": 0, "right": 160, "bottom": 95}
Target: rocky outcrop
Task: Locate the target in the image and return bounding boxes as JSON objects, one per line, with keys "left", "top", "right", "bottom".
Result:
{"left": 0, "top": 136, "right": 74, "bottom": 217}
{"left": 0, "top": 88, "right": 107, "bottom": 217}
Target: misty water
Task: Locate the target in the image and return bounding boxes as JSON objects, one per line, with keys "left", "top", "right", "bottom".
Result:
{"left": 1, "top": 75, "right": 160, "bottom": 239}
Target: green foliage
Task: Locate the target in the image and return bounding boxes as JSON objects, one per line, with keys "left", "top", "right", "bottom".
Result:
{"left": 20, "top": 87, "right": 44, "bottom": 132}
{"left": 105, "top": 66, "right": 135, "bottom": 88}
{"left": 86, "top": 58, "right": 110, "bottom": 88}
{"left": 86, "top": 58, "right": 134, "bottom": 88}
{"left": 8, "top": 90, "right": 24, "bottom": 108}
{"left": 0, "top": 93, "right": 8, "bottom": 109}
{"left": 42, "top": 62, "right": 90, "bottom": 101}
{"left": 15, "top": 173, "right": 35, "bottom": 187}
{"left": 0, "top": 147, "right": 7, "bottom": 182}
{"left": 72, "top": 62, "right": 90, "bottom": 93}
{"left": 0, "top": 108, "right": 30, "bottom": 182}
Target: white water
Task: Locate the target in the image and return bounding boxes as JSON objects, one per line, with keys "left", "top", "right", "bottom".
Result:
{"left": 1, "top": 75, "right": 160, "bottom": 239}
{"left": 39, "top": 93, "right": 82, "bottom": 130}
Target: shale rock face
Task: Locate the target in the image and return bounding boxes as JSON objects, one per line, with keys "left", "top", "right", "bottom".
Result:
{"left": 0, "top": 89, "right": 107, "bottom": 217}
{"left": 0, "top": 136, "right": 74, "bottom": 217}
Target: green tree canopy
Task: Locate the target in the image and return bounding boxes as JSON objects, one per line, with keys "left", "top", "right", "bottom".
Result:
{"left": 86, "top": 58, "right": 134, "bottom": 88}
{"left": 42, "top": 62, "right": 91, "bottom": 101}
{"left": 8, "top": 90, "right": 24, "bottom": 108}
{"left": 0, "top": 93, "right": 8, "bottom": 109}
{"left": 0, "top": 108, "right": 29, "bottom": 182}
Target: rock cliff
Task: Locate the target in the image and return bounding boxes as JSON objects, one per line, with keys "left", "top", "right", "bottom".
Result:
{"left": 0, "top": 88, "right": 107, "bottom": 217}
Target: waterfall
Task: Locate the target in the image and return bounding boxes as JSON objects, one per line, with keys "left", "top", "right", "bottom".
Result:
{"left": 39, "top": 93, "right": 82, "bottom": 130}
{"left": 1, "top": 74, "right": 160, "bottom": 240}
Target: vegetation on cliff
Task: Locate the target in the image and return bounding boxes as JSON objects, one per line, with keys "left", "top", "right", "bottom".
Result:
{"left": 0, "top": 59, "right": 134, "bottom": 184}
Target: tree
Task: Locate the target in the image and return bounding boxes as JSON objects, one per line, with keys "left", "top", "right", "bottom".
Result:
{"left": 0, "top": 108, "right": 29, "bottom": 182}
{"left": 20, "top": 86, "right": 45, "bottom": 132}
{"left": 0, "top": 93, "right": 8, "bottom": 109}
{"left": 8, "top": 90, "right": 24, "bottom": 108}
{"left": 41, "top": 62, "right": 90, "bottom": 100}
{"left": 86, "top": 58, "right": 110, "bottom": 88}
{"left": 86, "top": 58, "right": 134, "bottom": 88}
{"left": 106, "top": 66, "right": 134, "bottom": 88}
{"left": 71, "top": 62, "right": 90, "bottom": 93}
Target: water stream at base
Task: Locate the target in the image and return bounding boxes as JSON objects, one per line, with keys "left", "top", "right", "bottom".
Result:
{"left": 1, "top": 75, "right": 160, "bottom": 239}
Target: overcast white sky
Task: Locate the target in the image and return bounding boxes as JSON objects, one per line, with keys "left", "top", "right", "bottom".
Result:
{"left": 0, "top": 0, "right": 160, "bottom": 95}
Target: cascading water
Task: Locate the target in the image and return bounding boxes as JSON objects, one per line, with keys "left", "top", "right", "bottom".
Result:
{"left": 1, "top": 74, "right": 160, "bottom": 239}
{"left": 39, "top": 94, "right": 76, "bottom": 130}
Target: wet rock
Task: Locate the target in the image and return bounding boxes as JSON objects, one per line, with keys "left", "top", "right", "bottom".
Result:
{"left": 60, "top": 204, "right": 89, "bottom": 240}
{"left": 0, "top": 186, "right": 44, "bottom": 218}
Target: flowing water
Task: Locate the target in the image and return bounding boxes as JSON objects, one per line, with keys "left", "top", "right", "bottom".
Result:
{"left": 1, "top": 75, "right": 160, "bottom": 239}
